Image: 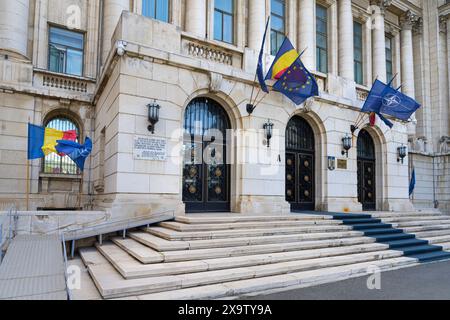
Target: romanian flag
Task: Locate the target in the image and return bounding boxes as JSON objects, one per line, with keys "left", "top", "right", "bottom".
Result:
{"left": 265, "top": 37, "right": 299, "bottom": 80}
{"left": 27, "top": 123, "right": 77, "bottom": 159}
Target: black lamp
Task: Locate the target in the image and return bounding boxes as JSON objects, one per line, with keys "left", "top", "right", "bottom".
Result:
{"left": 342, "top": 134, "right": 352, "bottom": 158}
{"left": 397, "top": 144, "right": 407, "bottom": 164}
{"left": 263, "top": 119, "right": 274, "bottom": 148}
{"left": 147, "top": 100, "right": 160, "bottom": 134}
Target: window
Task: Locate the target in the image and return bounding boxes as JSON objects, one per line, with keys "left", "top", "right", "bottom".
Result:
{"left": 316, "top": 4, "right": 328, "bottom": 73}
{"left": 385, "top": 35, "right": 393, "bottom": 82}
{"left": 43, "top": 117, "right": 80, "bottom": 175}
{"left": 48, "top": 27, "right": 84, "bottom": 77}
{"left": 214, "top": 0, "right": 234, "bottom": 43}
{"left": 270, "top": 0, "right": 286, "bottom": 55}
{"left": 142, "top": 0, "right": 169, "bottom": 22}
{"left": 354, "top": 22, "right": 364, "bottom": 85}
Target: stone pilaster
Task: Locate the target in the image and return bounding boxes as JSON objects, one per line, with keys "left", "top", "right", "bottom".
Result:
{"left": 248, "top": 0, "right": 267, "bottom": 51}
{"left": 298, "top": 0, "right": 315, "bottom": 70}
{"left": 338, "top": 0, "right": 354, "bottom": 80}
{"left": 185, "top": 0, "right": 207, "bottom": 38}
{"left": 0, "top": 0, "right": 30, "bottom": 58}
{"left": 102, "top": 0, "right": 130, "bottom": 64}
{"left": 370, "top": 0, "right": 391, "bottom": 82}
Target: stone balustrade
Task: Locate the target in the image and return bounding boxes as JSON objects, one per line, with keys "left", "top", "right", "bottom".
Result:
{"left": 181, "top": 34, "right": 243, "bottom": 68}
{"left": 356, "top": 86, "right": 370, "bottom": 101}
{"left": 311, "top": 72, "right": 327, "bottom": 92}
{"left": 34, "top": 69, "right": 95, "bottom": 100}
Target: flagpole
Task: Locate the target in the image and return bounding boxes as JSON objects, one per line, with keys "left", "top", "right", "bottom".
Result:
{"left": 26, "top": 159, "right": 30, "bottom": 211}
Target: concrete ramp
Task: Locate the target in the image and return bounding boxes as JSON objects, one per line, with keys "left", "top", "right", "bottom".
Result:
{"left": 0, "top": 235, "right": 67, "bottom": 300}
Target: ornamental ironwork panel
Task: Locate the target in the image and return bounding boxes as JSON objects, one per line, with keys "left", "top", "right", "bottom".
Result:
{"left": 286, "top": 116, "right": 315, "bottom": 152}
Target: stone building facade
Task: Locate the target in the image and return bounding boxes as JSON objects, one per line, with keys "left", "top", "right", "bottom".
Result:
{"left": 0, "top": 0, "right": 449, "bottom": 219}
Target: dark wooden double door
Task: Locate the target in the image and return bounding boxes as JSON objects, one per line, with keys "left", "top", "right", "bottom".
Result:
{"left": 182, "top": 98, "right": 230, "bottom": 213}
{"left": 357, "top": 129, "right": 376, "bottom": 211}
{"left": 285, "top": 117, "right": 315, "bottom": 211}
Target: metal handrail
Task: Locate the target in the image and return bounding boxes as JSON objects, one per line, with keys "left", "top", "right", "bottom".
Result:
{"left": 61, "top": 232, "right": 72, "bottom": 300}
{"left": 0, "top": 204, "right": 17, "bottom": 264}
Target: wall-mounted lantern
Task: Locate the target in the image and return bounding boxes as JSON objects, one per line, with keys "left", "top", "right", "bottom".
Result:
{"left": 341, "top": 134, "right": 352, "bottom": 158}
{"left": 263, "top": 119, "right": 274, "bottom": 148}
{"left": 397, "top": 144, "right": 407, "bottom": 164}
{"left": 147, "top": 100, "right": 160, "bottom": 134}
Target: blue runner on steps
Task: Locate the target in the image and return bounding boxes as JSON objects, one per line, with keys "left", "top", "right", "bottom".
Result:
{"left": 331, "top": 213, "right": 450, "bottom": 263}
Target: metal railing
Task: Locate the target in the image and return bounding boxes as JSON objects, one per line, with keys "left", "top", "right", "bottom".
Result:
{"left": 58, "top": 209, "right": 175, "bottom": 300}
{"left": 0, "top": 205, "right": 17, "bottom": 264}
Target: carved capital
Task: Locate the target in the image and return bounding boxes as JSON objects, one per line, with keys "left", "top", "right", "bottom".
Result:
{"left": 370, "top": 0, "right": 392, "bottom": 14}
{"left": 400, "top": 10, "right": 419, "bottom": 31}
{"left": 439, "top": 16, "right": 448, "bottom": 34}
{"left": 412, "top": 17, "right": 423, "bottom": 35}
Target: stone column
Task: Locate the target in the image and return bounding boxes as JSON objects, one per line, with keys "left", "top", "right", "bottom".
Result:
{"left": 298, "top": 0, "right": 315, "bottom": 70}
{"left": 401, "top": 10, "right": 419, "bottom": 136}
{"left": 102, "top": 0, "right": 130, "bottom": 64}
{"left": 0, "top": 0, "right": 30, "bottom": 58}
{"left": 338, "top": 0, "right": 354, "bottom": 80}
{"left": 370, "top": 0, "right": 390, "bottom": 82}
{"left": 248, "top": 0, "right": 267, "bottom": 51}
{"left": 400, "top": 11, "right": 416, "bottom": 99}
{"left": 185, "top": 0, "right": 207, "bottom": 38}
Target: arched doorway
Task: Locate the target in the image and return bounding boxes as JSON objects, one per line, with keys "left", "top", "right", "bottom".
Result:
{"left": 357, "top": 129, "right": 376, "bottom": 211}
{"left": 182, "top": 97, "right": 231, "bottom": 213}
{"left": 285, "top": 116, "right": 315, "bottom": 211}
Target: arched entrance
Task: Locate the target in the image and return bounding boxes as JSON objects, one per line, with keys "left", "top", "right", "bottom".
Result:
{"left": 182, "top": 97, "right": 231, "bottom": 213}
{"left": 357, "top": 129, "right": 376, "bottom": 211}
{"left": 285, "top": 116, "right": 315, "bottom": 211}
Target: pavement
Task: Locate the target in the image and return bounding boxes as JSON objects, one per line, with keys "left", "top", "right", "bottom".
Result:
{"left": 243, "top": 260, "right": 450, "bottom": 300}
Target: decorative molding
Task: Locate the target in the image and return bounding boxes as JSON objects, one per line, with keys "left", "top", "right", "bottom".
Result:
{"left": 209, "top": 72, "right": 223, "bottom": 93}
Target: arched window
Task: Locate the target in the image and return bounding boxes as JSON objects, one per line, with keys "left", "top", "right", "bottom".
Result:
{"left": 43, "top": 117, "right": 80, "bottom": 175}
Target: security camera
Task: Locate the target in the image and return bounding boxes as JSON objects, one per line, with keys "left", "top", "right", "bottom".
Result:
{"left": 116, "top": 41, "right": 127, "bottom": 56}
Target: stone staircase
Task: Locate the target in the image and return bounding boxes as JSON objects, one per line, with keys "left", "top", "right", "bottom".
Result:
{"left": 369, "top": 211, "right": 450, "bottom": 254}
{"left": 76, "top": 213, "right": 429, "bottom": 300}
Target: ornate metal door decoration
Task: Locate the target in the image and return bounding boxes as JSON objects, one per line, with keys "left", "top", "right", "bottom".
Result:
{"left": 285, "top": 116, "right": 315, "bottom": 211}
{"left": 357, "top": 129, "right": 376, "bottom": 211}
{"left": 182, "top": 98, "right": 231, "bottom": 213}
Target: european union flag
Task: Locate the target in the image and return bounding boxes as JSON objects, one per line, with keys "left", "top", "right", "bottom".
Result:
{"left": 362, "top": 79, "right": 421, "bottom": 123}
{"left": 256, "top": 17, "right": 270, "bottom": 93}
{"left": 272, "top": 57, "right": 319, "bottom": 105}
{"left": 55, "top": 137, "right": 92, "bottom": 171}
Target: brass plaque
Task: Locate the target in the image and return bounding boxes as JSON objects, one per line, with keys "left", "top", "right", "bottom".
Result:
{"left": 337, "top": 159, "right": 348, "bottom": 170}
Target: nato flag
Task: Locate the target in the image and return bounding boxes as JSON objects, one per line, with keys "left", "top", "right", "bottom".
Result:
{"left": 362, "top": 79, "right": 421, "bottom": 122}
{"left": 55, "top": 137, "right": 92, "bottom": 171}
{"left": 272, "top": 57, "right": 319, "bottom": 105}
{"left": 256, "top": 18, "right": 270, "bottom": 93}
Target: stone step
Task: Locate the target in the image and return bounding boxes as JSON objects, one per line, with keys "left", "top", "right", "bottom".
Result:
{"left": 370, "top": 212, "right": 445, "bottom": 218}
{"left": 130, "top": 230, "right": 366, "bottom": 252}
{"left": 389, "top": 221, "right": 450, "bottom": 228}
{"left": 82, "top": 248, "right": 404, "bottom": 299}
{"left": 134, "top": 257, "right": 418, "bottom": 300}
{"left": 112, "top": 238, "right": 164, "bottom": 264}
{"left": 146, "top": 225, "right": 353, "bottom": 241}
{"left": 114, "top": 236, "right": 376, "bottom": 264}
{"left": 401, "top": 225, "right": 450, "bottom": 233}
{"left": 159, "top": 219, "right": 342, "bottom": 232}
{"left": 175, "top": 214, "right": 332, "bottom": 224}
{"left": 413, "top": 229, "right": 450, "bottom": 239}
{"left": 98, "top": 240, "right": 390, "bottom": 279}
{"left": 426, "top": 235, "right": 450, "bottom": 245}
{"left": 381, "top": 216, "right": 450, "bottom": 223}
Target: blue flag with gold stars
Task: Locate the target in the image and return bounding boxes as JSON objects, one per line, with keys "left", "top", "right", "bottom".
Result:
{"left": 272, "top": 57, "right": 319, "bottom": 105}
